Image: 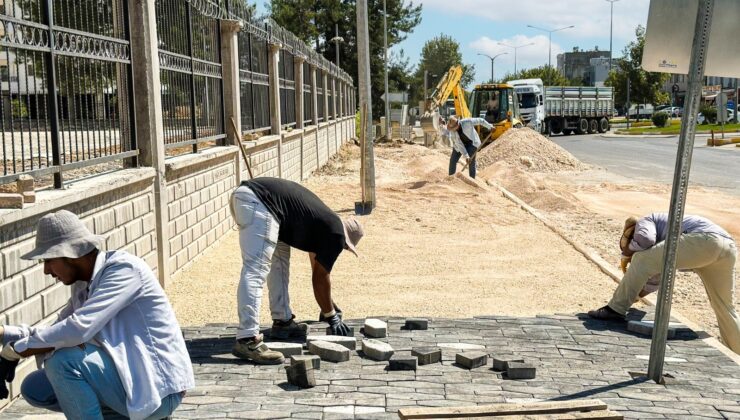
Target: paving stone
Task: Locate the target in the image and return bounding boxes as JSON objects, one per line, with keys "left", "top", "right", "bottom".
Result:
{"left": 455, "top": 351, "right": 489, "bottom": 369}
{"left": 388, "top": 354, "right": 417, "bottom": 371}
{"left": 285, "top": 360, "right": 316, "bottom": 388}
{"left": 627, "top": 320, "right": 689, "bottom": 338}
{"left": 362, "top": 339, "right": 395, "bottom": 361}
{"left": 306, "top": 335, "right": 356, "bottom": 350}
{"left": 437, "top": 342, "right": 485, "bottom": 351}
{"left": 16, "top": 174, "right": 34, "bottom": 192}
{"left": 404, "top": 318, "right": 428, "bottom": 330}
{"left": 308, "top": 340, "right": 350, "bottom": 362}
{"left": 506, "top": 362, "right": 536, "bottom": 380}
{"left": 364, "top": 318, "right": 388, "bottom": 338}
{"left": 291, "top": 354, "right": 321, "bottom": 370}
{"left": 265, "top": 341, "right": 303, "bottom": 357}
{"left": 411, "top": 347, "right": 441, "bottom": 365}
{"left": 492, "top": 356, "right": 525, "bottom": 371}
{"left": 22, "top": 191, "right": 35, "bottom": 203}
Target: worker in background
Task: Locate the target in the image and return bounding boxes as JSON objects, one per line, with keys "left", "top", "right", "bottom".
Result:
{"left": 588, "top": 213, "right": 740, "bottom": 354}
{"left": 485, "top": 96, "right": 501, "bottom": 123}
{"left": 0, "top": 210, "right": 193, "bottom": 419}
{"left": 229, "top": 177, "right": 363, "bottom": 364}
{"left": 439, "top": 115, "right": 493, "bottom": 179}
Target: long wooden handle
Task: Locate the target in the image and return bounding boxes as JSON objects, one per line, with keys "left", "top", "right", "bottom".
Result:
{"left": 460, "top": 131, "right": 493, "bottom": 172}
{"left": 230, "top": 117, "right": 254, "bottom": 180}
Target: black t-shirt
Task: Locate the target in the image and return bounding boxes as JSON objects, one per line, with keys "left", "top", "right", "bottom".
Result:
{"left": 457, "top": 126, "right": 473, "bottom": 146}
{"left": 242, "top": 178, "right": 346, "bottom": 272}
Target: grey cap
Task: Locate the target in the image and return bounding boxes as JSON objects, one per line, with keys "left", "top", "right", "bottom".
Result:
{"left": 21, "top": 210, "right": 104, "bottom": 260}
{"left": 342, "top": 218, "right": 364, "bottom": 257}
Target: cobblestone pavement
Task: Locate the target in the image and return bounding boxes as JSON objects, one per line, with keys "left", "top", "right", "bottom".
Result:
{"left": 3, "top": 313, "right": 740, "bottom": 419}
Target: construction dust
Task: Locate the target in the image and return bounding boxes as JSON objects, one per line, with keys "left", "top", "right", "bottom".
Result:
{"left": 476, "top": 128, "right": 590, "bottom": 173}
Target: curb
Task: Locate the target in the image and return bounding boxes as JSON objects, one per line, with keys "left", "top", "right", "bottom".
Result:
{"left": 481, "top": 177, "right": 740, "bottom": 365}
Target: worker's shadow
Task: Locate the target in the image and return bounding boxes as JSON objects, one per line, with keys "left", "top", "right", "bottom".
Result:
{"left": 576, "top": 308, "right": 704, "bottom": 341}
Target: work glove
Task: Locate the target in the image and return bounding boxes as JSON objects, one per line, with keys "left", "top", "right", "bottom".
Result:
{"left": 0, "top": 344, "right": 21, "bottom": 400}
{"left": 325, "top": 313, "right": 352, "bottom": 336}
{"left": 318, "top": 303, "right": 343, "bottom": 323}
{"left": 620, "top": 255, "right": 632, "bottom": 274}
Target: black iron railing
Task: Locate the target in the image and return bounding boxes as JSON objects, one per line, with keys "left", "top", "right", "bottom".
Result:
{"left": 0, "top": 0, "right": 136, "bottom": 187}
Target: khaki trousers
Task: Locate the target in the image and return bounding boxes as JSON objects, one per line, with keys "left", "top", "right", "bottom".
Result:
{"left": 608, "top": 233, "right": 740, "bottom": 354}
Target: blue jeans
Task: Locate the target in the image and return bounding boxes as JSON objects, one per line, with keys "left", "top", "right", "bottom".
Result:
{"left": 449, "top": 143, "right": 478, "bottom": 178}
{"left": 21, "top": 345, "right": 182, "bottom": 420}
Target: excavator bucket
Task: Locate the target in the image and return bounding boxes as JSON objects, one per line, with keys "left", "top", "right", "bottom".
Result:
{"left": 419, "top": 111, "right": 440, "bottom": 134}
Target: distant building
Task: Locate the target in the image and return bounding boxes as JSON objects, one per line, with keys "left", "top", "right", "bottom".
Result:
{"left": 587, "top": 57, "right": 611, "bottom": 87}
{"left": 662, "top": 74, "right": 738, "bottom": 107}
{"left": 557, "top": 47, "right": 611, "bottom": 85}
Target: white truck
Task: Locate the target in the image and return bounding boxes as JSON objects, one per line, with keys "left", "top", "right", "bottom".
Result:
{"left": 506, "top": 78, "right": 614, "bottom": 135}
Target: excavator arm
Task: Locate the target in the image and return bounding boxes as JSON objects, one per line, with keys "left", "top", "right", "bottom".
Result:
{"left": 420, "top": 65, "right": 470, "bottom": 133}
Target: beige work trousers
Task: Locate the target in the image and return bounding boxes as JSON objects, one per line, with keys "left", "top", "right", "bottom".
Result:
{"left": 608, "top": 233, "right": 740, "bottom": 354}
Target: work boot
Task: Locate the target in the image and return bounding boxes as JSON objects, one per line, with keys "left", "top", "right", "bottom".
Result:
{"left": 587, "top": 305, "right": 626, "bottom": 321}
{"left": 270, "top": 315, "right": 308, "bottom": 340}
{"left": 232, "top": 335, "right": 285, "bottom": 365}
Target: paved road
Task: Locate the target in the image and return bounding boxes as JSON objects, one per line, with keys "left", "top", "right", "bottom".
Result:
{"left": 551, "top": 132, "right": 740, "bottom": 195}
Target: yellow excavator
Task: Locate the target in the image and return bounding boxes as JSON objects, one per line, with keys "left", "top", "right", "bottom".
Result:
{"left": 420, "top": 65, "right": 523, "bottom": 141}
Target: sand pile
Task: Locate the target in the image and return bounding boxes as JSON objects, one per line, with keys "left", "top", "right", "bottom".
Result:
{"left": 476, "top": 128, "right": 589, "bottom": 173}
{"left": 480, "top": 161, "right": 579, "bottom": 212}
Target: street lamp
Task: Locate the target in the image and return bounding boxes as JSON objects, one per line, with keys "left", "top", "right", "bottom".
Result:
{"left": 423, "top": 70, "right": 438, "bottom": 103}
{"left": 329, "top": 24, "right": 344, "bottom": 68}
{"left": 498, "top": 42, "right": 535, "bottom": 74}
{"left": 477, "top": 52, "right": 508, "bottom": 83}
{"left": 526, "top": 24, "right": 575, "bottom": 69}
{"left": 606, "top": 0, "right": 619, "bottom": 72}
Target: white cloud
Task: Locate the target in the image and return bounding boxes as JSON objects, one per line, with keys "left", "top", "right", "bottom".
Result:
{"left": 418, "top": 0, "right": 649, "bottom": 42}
{"left": 470, "top": 34, "right": 564, "bottom": 76}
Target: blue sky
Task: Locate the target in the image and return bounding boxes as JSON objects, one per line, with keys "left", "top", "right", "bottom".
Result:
{"left": 257, "top": 0, "right": 651, "bottom": 86}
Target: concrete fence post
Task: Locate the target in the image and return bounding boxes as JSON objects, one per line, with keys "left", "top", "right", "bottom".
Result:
{"left": 220, "top": 19, "right": 242, "bottom": 186}
{"left": 311, "top": 64, "right": 319, "bottom": 166}
{"left": 129, "top": 0, "right": 170, "bottom": 287}
{"left": 323, "top": 70, "right": 329, "bottom": 161}
{"left": 295, "top": 55, "right": 305, "bottom": 179}
{"left": 268, "top": 42, "right": 283, "bottom": 178}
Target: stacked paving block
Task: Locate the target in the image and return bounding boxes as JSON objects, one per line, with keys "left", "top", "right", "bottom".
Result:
{"left": 411, "top": 347, "right": 441, "bottom": 365}
{"left": 363, "top": 319, "right": 387, "bottom": 338}
{"left": 492, "top": 356, "right": 525, "bottom": 372}
{"left": 404, "top": 318, "right": 428, "bottom": 330}
{"left": 506, "top": 362, "right": 536, "bottom": 379}
{"left": 306, "top": 335, "right": 356, "bottom": 350}
{"left": 456, "top": 352, "right": 489, "bottom": 369}
{"left": 0, "top": 193, "right": 24, "bottom": 209}
{"left": 266, "top": 342, "right": 303, "bottom": 357}
{"left": 308, "top": 340, "right": 351, "bottom": 362}
{"left": 290, "top": 355, "right": 320, "bottom": 370}
{"left": 16, "top": 175, "right": 35, "bottom": 203}
{"left": 361, "top": 339, "right": 394, "bottom": 361}
{"left": 388, "top": 354, "right": 417, "bottom": 371}
{"left": 285, "top": 359, "right": 316, "bottom": 388}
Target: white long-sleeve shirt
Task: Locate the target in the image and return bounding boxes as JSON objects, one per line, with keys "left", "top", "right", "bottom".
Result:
{"left": 3, "top": 251, "right": 194, "bottom": 420}
{"left": 439, "top": 118, "right": 493, "bottom": 157}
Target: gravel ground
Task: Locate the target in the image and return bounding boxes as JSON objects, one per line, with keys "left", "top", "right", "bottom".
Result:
{"left": 167, "top": 142, "right": 619, "bottom": 328}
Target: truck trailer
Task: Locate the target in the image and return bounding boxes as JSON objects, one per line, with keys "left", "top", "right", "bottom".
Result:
{"left": 507, "top": 78, "right": 614, "bottom": 135}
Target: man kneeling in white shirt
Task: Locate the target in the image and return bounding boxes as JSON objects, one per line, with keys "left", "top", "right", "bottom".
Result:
{"left": 0, "top": 210, "right": 194, "bottom": 420}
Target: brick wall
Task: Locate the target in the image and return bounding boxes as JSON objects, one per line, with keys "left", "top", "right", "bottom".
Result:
{"left": 317, "top": 123, "right": 329, "bottom": 167}
{"left": 303, "top": 127, "right": 318, "bottom": 180}
{"left": 244, "top": 136, "right": 281, "bottom": 179}
{"left": 0, "top": 169, "right": 156, "bottom": 406}
{"left": 165, "top": 148, "right": 237, "bottom": 275}
{"left": 282, "top": 130, "right": 302, "bottom": 182}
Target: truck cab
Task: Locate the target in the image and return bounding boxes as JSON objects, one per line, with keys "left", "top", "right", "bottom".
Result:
{"left": 506, "top": 78, "right": 545, "bottom": 132}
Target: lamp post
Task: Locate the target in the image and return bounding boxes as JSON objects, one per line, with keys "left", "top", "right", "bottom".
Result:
{"left": 498, "top": 42, "right": 535, "bottom": 74}
{"left": 423, "top": 70, "right": 438, "bottom": 103}
{"left": 329, "top": 24, "right": 344, "bottom": 68}
{"left": 383, "top": 0, "right": 390, "bottom": 139}
{"left": 477, "top": 52, "right": 508, "bottom": 83}
{"left": 526, "top": 24, "right": 575, "bottom": 69}
{"left": 606, "top": 0, "right": 619, "bottom": 72}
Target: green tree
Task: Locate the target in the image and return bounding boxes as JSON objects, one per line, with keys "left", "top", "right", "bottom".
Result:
{"left": 269, "top": 0, "right": 422, "bottom": 118}
{"left": 605, "top": 25, "right": 669, "bottom": 116}
{"left": 499, "top": 66, "right": 572, "bottom": 86}
{"left": 410, "top": 34, "right": 474, "bottom": 104}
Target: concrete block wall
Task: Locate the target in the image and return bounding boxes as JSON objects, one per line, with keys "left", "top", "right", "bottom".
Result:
{"left": 165, "top": 148, "right": 237, "bottom": 275}
{"left": 317, "top": 124, "right": 329, "bottom": 167}
{"left": 303, "top": 127, "right": 318, "bottom": 180}
{"left": 282, "top": 130, "right": 303, "bottom": 182}
{"left": 0, "top": 169, "right": 156, "bottom": 407}
{"left": 244, "top": 136, "right": 281, "bottom": 179}
{"left": 328, "top": 123, "right": 337, "bottom": 156}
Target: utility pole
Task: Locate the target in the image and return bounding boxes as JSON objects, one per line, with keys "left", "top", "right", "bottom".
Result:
{"left": 383, "top": 0, "right": 390, "bottom": 140}
{"left": 356, "top": 0, "right": 375, "bottom": 214}
{"left": 527, "top": 24, "right": 575, "bottom": 69}
{"left": 477, "top": 52, "right": 508, "bottom": 83}
{"left": 498, "top": 42, "right": 535, "bottom": 75}
{"left": 606, "top": 0, "right": 619, "bottom": 72}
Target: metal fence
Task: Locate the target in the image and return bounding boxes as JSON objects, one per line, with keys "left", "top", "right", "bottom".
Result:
{"left": 316, "top": 72, "right": 324, "bottom": 122}
{"left": 303, "top": 61, "right": 312, "bottom": 125}
{"left": 156, "top": 0, "right": 224, "bottom": 155}
{"left": 278, "top": 47, "right": 295, "bottom": 128}
{"left": 0, "top": 0, "right": 136, "bottom": 187}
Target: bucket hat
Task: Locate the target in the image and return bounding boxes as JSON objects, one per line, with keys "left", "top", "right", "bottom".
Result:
{"left": 342, "top": 218, "right": 364, "bottom": 257}
{"left": 21, "top": 210, "right": 104, "bottom": 260}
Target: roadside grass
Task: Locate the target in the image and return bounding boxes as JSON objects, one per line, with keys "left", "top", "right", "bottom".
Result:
{"left": 615, "top": 121, "right": 740, "bottom": 135}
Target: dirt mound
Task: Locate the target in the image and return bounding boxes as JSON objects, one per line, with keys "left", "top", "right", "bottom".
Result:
{"left": 480, "top": 161, "right": 579, "bottom": 212}
{"left": 477, "top": 128, "right": 589, "bottom": 173}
